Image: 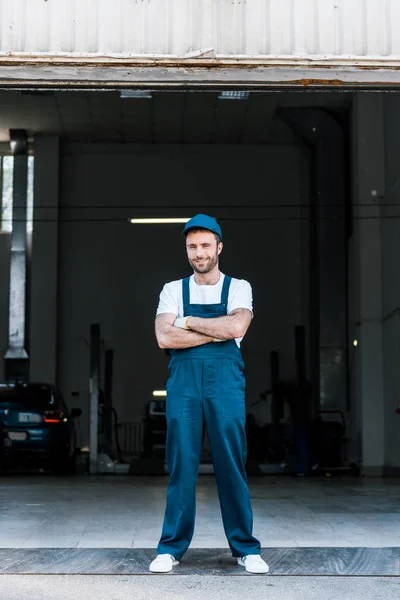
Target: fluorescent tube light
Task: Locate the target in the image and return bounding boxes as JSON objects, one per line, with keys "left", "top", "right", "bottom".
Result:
{"left": 153, "top": 390, "right": 167, "bottom": 397}
{"left": 218, "top": 91, "right": 250, "bottom": 100}
{"left": 130, "top": 218, "right": 190, "bottom": 224}
{"left": 120, "top": 90, "right": 153, "bottom": 99}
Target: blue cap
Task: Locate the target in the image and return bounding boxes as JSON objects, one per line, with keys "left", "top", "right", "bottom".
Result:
{"left": 182, "top": 214, "right": 222, "bottom": 240}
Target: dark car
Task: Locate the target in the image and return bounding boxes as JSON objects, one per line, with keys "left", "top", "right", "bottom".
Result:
{"left": 0, "top": 419, "right": 12, "bottom": 471}
{"left": 0, "top": 382, "right": 82, "bottom": 473}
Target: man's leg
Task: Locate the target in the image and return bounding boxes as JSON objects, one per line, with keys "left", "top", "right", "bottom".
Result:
{"left": 156, "top": 360, "right": 203, "bottom": 561}
{"left": 204, "top": 359, "right": 261, "bottom": 558}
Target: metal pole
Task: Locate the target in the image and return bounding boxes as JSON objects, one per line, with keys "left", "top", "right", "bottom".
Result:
{"left": 104, "top": 349, "right": 114, "bottom": 459}
{"left": 89, "top": 323, "right": 100, "bottom": 474}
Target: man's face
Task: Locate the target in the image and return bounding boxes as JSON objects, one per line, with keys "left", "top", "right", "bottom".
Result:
{"left": 186, "top": 230, "right": 223, "bottom": 274}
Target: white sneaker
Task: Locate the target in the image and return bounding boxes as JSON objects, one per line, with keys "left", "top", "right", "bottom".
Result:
{"left": 237, "top": 555, "right": 269, "bottom": 574}
{"left": 149, "top": 554, "right": 179, "bottom": 573}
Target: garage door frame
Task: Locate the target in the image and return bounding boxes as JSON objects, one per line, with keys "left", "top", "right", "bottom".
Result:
{"left": 1, "top": 57, "right": 400, "bottom": 90}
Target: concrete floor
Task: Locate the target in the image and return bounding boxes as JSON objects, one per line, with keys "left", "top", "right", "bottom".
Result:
{"left": 0, "top": 575, "right": 399, "bottom": 600}
{"left": 0, "top": 474, "right": 399, "bottom": 549}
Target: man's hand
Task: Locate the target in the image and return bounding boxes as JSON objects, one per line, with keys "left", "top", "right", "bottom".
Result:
{"left": 174, "top": 317, "right": 224, "bottom": 343}
{"left": 186, "top": 308, "right": 252, "bottom": 341}
{"left": 173, "top": 317, "right": 189, "bottom": 330}
{"left": 155, "top": 313, "right": 214, "bottom": 350}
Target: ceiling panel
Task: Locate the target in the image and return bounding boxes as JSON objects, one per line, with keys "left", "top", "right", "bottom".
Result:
{"left": 88, "top": 92, "right": 123, "bottom": 143}
{"left": 55, "top": 92, "right": 93, "bottom": 141}
{"left": 183, "top": 92, "right": 217, "bottom": 144}
{"left": 121, "top": 96, "right": 153, "bottom": 143}
{"left": 0, "top": 92, "right": 61, "bottom": 134}
{"left": 152, "top": 93, "right": 186, "bottom": 143}
{"left": 241, "top": 93, "right": 281, "bottom": 144}
{"left": 212, "top": 95, "right": 249, "bottom": 144}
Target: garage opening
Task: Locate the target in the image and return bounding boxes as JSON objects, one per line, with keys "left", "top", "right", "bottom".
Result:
{"left": 0, "top": 88, "right": 352, "bottom": 474}
{"left": 0, "top": 87, "right": 399, "bottom": 564}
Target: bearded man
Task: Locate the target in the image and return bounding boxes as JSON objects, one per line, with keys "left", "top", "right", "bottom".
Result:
{"left": 150, "top": 214, "right": 268, "bottom": 575}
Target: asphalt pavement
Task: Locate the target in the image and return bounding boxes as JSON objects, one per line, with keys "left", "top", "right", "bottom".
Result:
{"left": 1, "top": 575, "right": 399, "bottom": 600}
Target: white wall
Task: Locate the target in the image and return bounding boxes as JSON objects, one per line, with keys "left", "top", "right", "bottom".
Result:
{"left": 56, "top": 143, "right": 305, "bottom": 443}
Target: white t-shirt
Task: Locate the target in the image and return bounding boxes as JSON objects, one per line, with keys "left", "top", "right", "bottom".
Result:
{"left": 156, "top": 273, "right": 253, "bottom": 347}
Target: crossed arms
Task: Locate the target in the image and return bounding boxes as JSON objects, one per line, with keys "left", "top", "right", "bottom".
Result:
{"left": 155, "top": 309, "right": 252, "bottom": 350}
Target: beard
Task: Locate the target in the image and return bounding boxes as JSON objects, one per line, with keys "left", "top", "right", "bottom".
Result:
{"left": 188, "top": 250, "right": 219, "bottom": 274}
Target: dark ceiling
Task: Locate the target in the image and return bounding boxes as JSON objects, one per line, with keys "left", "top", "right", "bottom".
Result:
{"left": 0, "top": 89, "right": 351, "bottom": 144}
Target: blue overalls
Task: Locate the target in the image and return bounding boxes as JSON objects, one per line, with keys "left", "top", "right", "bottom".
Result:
{"left": 157, "top": 275, "right": 261, "bottom": 560}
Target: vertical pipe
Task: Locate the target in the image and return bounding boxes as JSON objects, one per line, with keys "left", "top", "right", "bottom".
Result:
{"left": 103, "top": 349, "right": 114, "bottom": 458}
{"left": 89, "top": 323, "right": 101, "bottom": 474}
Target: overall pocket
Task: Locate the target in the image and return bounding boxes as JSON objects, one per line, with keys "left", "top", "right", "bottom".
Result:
{"left": 166, "top": 361, "right": 199, "bottom": 420}
{"left": 221, "top": 359, "right": 246, "bottom": 419}
{"left": 166, "top": 363, "right": 182, "bottom": 419}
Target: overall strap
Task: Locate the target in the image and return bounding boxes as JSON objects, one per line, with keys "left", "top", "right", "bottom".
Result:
{"left": 182, "top": 277, "right": 191, "bottom": 309}
{"left": 221, "top": 275, "right": 232, "bottom": 308}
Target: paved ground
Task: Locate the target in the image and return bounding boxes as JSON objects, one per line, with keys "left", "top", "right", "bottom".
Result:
{"left": 0, "top": 474, "right": 400, "bottom": 548}
{"left": 1, "top": 475, "right": 399, "bottom": 598}
{"left": 0, "top": 574, "right": 399, "bottom": 600}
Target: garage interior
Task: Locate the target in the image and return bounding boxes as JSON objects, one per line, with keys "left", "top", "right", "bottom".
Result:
{"left": 0, "top": 87, "right": 400, "bottom": 570}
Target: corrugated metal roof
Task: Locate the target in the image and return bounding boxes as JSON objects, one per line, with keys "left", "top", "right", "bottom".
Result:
{"left": 0, "top": 0, "right": 399, "bottom": 62}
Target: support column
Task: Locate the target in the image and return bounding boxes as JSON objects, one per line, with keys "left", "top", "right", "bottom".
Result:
{"left": 29, "top": 136, "right": 60, "bottom": 383}
{"left": 352, "top": 94, "right": 385, "bottom": 475}
{"left": 4, "top": 130, "right": 29, "bottom": 382}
